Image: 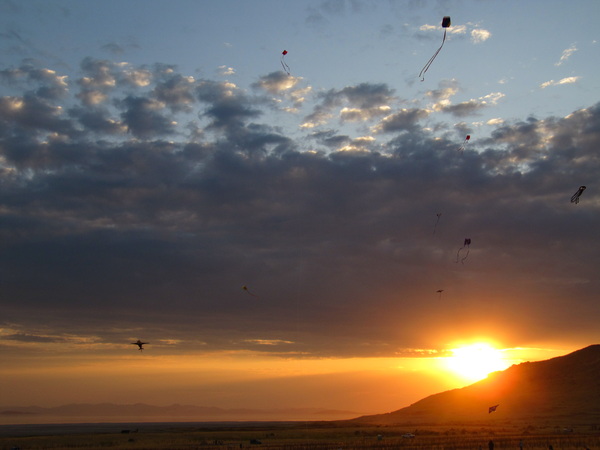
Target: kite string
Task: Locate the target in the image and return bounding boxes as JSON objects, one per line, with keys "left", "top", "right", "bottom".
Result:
{"left": 460, "top": 248, "right": 470, "bottom": 264}
{"left": 281, "top": 56, "right": 291, "bottom": 76}
{"left": 419, "top": 29, "right": 446, "bottom": 81}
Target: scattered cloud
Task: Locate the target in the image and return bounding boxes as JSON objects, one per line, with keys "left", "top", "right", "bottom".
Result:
{"left": 555, "top": 44, "right": 577, "bottom": 66}
{"left": 0, "top": 56, "right": 599, "bottom": 362}
{"left": 471, "top": 28, "right": 491, "bottom": 43}
{"left": 540, "top": 76, "right": 581, "bottom": 89}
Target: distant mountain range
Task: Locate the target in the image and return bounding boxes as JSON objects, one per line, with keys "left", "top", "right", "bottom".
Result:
{"left": 4, "top": 345, "right": 599, "bottom": 425}
{"left": 350, "top": 344, "right": 600, "bottom": 425}
{"left": 0, "top": 403, "right": 359, "bottom": 422}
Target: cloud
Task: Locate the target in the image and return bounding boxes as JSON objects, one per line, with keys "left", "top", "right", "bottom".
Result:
{"left": 540, "top": 76, "right": 581, "bottom": 89}
{"left": 218, "top": 65, "right": 235, "bottom": 76}
{"left": 434, "top": 92, "right": 505, "bottom": 117}
{"left": 417, "top": 22, "right": 490, "bottom": 44}
{"left": 471, "top": 28, "right": 491, "bottom": 43}
{"left": 373, "top": 108, "right": 429, "bottom": 133}
{"left": 301, "top": 82, "right": 395, "bottom": 128}
{"left": 252, "top": 71, "right": 301, "bottom": 95}
{"left": 1, "top": 56, "right": 600, "bottom": 361}
{"left": 555, "top": 44, "right": 577, "bottom": 66}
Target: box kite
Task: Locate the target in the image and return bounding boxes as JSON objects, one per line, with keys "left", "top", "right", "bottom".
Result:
{"left": 419, "top": 16, "right": 451, "bottom": 81}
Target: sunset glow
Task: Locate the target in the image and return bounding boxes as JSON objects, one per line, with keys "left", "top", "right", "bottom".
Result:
{"left": 444, "top": 343, "right": 512, "bottom": 383}
{"left": 0, "top": 0, "right": 598, "bottom": 423}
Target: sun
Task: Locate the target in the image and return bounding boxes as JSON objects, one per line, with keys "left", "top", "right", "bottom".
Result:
{"left": 444, "top": 343, "right": 510, "bottom": 383}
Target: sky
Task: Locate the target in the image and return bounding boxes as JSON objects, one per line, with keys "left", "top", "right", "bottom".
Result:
{"left": 0, "top": 0, "right": 599, "bottom": 418}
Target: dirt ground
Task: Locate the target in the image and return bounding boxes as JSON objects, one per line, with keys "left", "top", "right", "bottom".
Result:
{"left": 1, "top": 421, "right": 599, "bottom": 449}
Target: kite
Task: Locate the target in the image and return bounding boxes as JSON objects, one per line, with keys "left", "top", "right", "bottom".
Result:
{"left": 488, "top": 404, "right": 499, "bottom": 414}
{"left": 436, "top": 289, "right": 444, "bottom": 299}
{"left": 280, "top": 50, "right": 291, "bottom": 76}
{"left": 419, "top": 16, "right": 451, "bottom": 81}
{"left": 131, "top": 340, "right": 148, "bottom": 351}
{"left": 458, "top": 135, "right": 471, "bottom": 153}
{"left": 242, "top": 285, "right": 258, "bottom": 297}
{"left": 455, "top": 238, "right": 471, "bottom": 264}
{"left": 433, "top": 212, "right": 442, "bottom": 235}
{"left": 570, "top": 185, "right": 586, "bottom": 204}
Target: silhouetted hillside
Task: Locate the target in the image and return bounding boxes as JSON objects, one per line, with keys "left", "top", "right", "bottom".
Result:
{"left": 351, "top": 345, "right": 600, "bottom": 425}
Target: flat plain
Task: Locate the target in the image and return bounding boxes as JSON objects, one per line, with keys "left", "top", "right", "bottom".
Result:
{"left": 1, "top": 421, "right": 599, "bottom": 450}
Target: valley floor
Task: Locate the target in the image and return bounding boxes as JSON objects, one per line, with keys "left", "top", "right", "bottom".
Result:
{"left": 1, "top": 421, "right": 599, "bottom": 449}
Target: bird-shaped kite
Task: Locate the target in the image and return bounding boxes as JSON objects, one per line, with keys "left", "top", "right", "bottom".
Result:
{"left": 131, "top": 340, "right": 148, "bottom": 351}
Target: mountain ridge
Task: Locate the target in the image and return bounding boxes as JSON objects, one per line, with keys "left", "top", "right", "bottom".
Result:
{"left": 349, "top": 344, "right": 600, "bottom": 425}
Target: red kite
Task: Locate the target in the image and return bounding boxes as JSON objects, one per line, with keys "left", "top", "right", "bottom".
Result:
{"left": 458, "top": 135, "right": 471, "bottom": 153}
{"left": 281, "top": 50, "right": 291, "bottom": 75}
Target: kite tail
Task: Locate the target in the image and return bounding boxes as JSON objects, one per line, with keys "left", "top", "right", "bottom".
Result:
{"left": 460, "top": 248, "right": 470, "bottom": 264}
{"left": 455, "top": 246, "right": 464, "bottom": 263}
{"left": 281, "top": 57, "right": 291, "bottom": 76}
{"left": 571, "top": 192, "right": 580, "bottom": 204}
{"left": 419, "top": 29, "right": 446, "bottom": 81}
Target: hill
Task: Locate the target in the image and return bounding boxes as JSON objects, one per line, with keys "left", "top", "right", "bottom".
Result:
{"left": 351, "top": 344, "right": 600, "bottom": 425}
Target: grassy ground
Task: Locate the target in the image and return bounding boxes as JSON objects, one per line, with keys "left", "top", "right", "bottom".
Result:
{"left": 1, "top": 421, "right": 599, "bottom": 449}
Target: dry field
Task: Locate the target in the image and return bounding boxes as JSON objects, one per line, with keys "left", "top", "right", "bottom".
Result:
{"left": 1, "top": 421, "right": 599, "bottom": 449}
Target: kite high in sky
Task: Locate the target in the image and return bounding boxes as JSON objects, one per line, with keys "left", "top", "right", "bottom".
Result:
{"left": 432, "top": 212, "right": 442, "bottom": 235}
{"left": 131, "top": 340, "right": 148, "bottom": 351}
{"left": 242, "top": 285, "right": 259, "bottom": 297}
{"left": 280, "top": 50, "right": 291, "bottom": 76}
{"left": 456, "top": 238, "right": 472, "bottom": 264}
{"left": 418, "top": 16, "right": 451, "bottom": 81}
{"left": 570, "top": 185, "right": 586, "bottom": 204}
{"left": 458, "top": 135, "right": 471, "bottom": 153}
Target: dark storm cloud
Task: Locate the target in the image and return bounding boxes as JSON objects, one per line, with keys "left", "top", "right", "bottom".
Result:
{"left": 1, "top": 56, "right": 599, "bottom": 358}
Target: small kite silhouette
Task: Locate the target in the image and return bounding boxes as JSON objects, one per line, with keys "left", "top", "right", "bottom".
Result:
{"left": 131, "top": 340, "right": 148, "bottom": 351}
{"left": 433, "top": 212, "right": 442, "bottom": 235}
{"left": 436, "top": 289, "right": 444, "bottom": 299}
{"left": 242, "top": 285, "right": 259, "bottom": 297}
{"left": 419, "top": 16, "right": 451, "bottom": 81}
{"left": 570, "top": 185, "right": 586, "bottom": 204}
{"left": 456, "top": 238, "right": 471, "bottom": 264}
{"left": 488, "top": 404, "right": 499, "bottom": 414}
{"left": 458, "top": 135, "right": 471, "bottom": 153}
{"left": 280, "top": 50, "right": 291, "bottom": 75}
